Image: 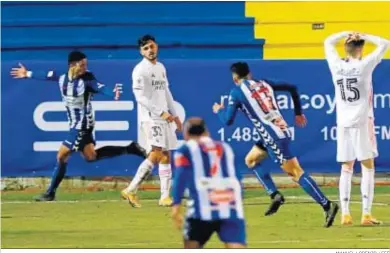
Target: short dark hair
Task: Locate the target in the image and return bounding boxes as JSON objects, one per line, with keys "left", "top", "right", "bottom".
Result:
{"left": 230, "top": 62, "right": 250, "bottom": 78}
{"left": 346, "top": 39, "right": 365, "bottom": 47}
{"left": 68, "top": 51, "right": 86, "bottom": 64}
{"left": 138, "top": 34, "right": 156, "bottom": 48}
{"left": 184, "top": 117, "right": 207, "bottom": 136}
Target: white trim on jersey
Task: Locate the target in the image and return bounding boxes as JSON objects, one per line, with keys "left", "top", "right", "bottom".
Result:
{"left": 75, "top": 110, "right": 85, "bottom": 130}
{"left": 187, "top": 140, "right": 211, "bottom": 220}
{"left": 187, "top": 139, "right": 244, "bottom": 221}
{"left": 240, "top": 82, "right": 286, "bottom": 139}
{"left": 58, "top": 75, "right": 66, "bottom": 90}
{"left": 67, "top": 81, "right": 74, "bottom": 97}
{"left": 77, "top": 79, "right": 85, "bottom": 95}
{"left": 204, "top": 141, "right": 230, "bottom": 219}
{"left": 222, "top": 143, "right": 244, "bottom": 219}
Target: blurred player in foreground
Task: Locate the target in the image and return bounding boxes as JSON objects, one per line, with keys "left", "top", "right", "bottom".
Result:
{"left": 121, "top": 35, "right": 182, "bottom": 207}
{"left": 10, "top": 51, "right": 147, "bottom": 201}
{"left": 213, "top": 62, "right": 338, "bottom": 227}
{"left": 171, "top": 117, "right": 246, "bottom": 248}
{"left": 242, "top": 78, "right": 307, "bottom": 216}
{"left": 324, "top": 31, "right": 390, "bottom": 225}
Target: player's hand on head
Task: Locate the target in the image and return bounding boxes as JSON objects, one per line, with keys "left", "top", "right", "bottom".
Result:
{"left": 352, "top": 32, "right": 361, "bottom": 40}
{"left": 174, "top": 117, "right": 183, "bottom": 132}
{"left": 113, "top": 83, "right": 123, "bottom": 100}
{"left": 10, "top": 63, "right": 28, "bottom": 78}
{"left": 295, "top": 114, "right": 307, "bottom": 128}
{"left": 161, "top": 111, "right": 174, "bottom": 122}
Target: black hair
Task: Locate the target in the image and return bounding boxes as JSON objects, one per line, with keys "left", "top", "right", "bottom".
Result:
{"left": 138, "top": 34, "right": 156, "bottom": 48}
{"left": 184, "top": 118, "right": 207, "bottom": 136}
{"left": 230, "top": 62, "right": 250, "bottom": 78}
{"left": 346, "top": 39, "right": 365, "bottom": 47}
{"left": 68, "top": 51, "right": 86, "bottom": 64}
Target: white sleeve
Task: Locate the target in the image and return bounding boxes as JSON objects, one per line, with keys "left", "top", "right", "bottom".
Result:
{"left": 162, "top": 64, "right": 177, "bottom": 116}
{"left": 132, "top": 68, "right": 163, "bottom": 117}
{"left": 324, "top": 31, "right": 351, "bottom": 63}
{"left": 165, "top": 84, "right": 177, "bottom": 116}
{"left": 361, "top": 34, "right": 390, "bottom": 68}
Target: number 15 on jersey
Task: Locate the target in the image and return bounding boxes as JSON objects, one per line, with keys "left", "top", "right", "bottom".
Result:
{"left": 336, "top": 78, "right": 360, "bottom": 102}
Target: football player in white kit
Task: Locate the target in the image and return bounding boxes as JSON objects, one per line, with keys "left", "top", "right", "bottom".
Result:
{"left": 121, "top": 35, "right": 183, "bottom": 207}
{"left": 324, "top": 31, "right": 390, "bottom": 225}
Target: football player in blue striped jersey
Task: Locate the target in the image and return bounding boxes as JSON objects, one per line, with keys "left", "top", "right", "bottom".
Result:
{"left": 11, "top": 51, "right": 147, "bottom": 201}
{"left": 213, "top": 62, "right": 338, "bottom": 228}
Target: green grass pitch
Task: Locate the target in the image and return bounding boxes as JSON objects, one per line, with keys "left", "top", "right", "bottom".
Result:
{"left": 1, "top": 186, "right": 389, "bottom": 248}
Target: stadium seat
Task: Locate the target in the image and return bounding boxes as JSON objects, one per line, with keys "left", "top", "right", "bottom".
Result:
{"left": 2, "top": 2, "right": 264, "bottom": 60}
{"left": 245, "top": 2, "right": 390, "bottom": 59}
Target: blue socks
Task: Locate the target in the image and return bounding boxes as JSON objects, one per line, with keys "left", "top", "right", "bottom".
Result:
{"left": 253, "top": 167, "right": 278, "bottom": 196}
{"left": 298, "top": 173, "right": 330, "bottom": 210}
{"left": 46, "top": 161, "right": 68, "bottom": 195}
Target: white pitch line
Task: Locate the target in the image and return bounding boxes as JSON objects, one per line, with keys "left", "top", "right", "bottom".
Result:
{"left": 2, "top": 195, "right": 389, "bottom": 206}
{"left": 47, "top": 237, "right": 390, "bottom": 248}
{"left": 288, "top": 196, "right": 389, "bottom": 206}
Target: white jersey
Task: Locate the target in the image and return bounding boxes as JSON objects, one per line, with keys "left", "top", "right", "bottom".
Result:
{"left": 132, "top": 58, "right": 177, "bottom": 122}
{"left": 324, "top": 32, "right": 390, "bottom": 127}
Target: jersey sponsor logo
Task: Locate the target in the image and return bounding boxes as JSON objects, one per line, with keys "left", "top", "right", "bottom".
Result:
{"left": 152, "top": 80, "right": 166, "bottom": 90}
{"left": 208, "top": 189, "right": 235, "bottom": 204}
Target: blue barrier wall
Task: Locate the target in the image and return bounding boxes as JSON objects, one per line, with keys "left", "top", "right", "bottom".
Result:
{"left": 2, "top": 2, "right": 263, "bottom": 60}
{"left": 2, "top": 59, "right": 390, "bottom": 177}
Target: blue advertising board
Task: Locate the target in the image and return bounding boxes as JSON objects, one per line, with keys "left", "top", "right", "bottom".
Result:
{"left": 2, "top": 60, "right": 389, "bottom": 177}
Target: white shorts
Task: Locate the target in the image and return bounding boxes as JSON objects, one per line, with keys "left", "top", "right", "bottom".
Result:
{"left": 140, "top": 121, "right": 178, "bottom": 153}
{"left": 337, "top": 120, "right": 378, "bottom": 162}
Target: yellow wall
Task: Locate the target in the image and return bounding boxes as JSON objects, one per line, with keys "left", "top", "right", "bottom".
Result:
{"left": 246, "top": 1, "right": 390, "bottom": 59}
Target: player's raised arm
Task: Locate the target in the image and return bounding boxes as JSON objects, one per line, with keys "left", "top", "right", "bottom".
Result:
{"left": 214, "top": 89, "right": 240, "bottom": 126}
{"left": 10, "top": 63, "right": 60, "bottom": 82}
{"left": 132, "top": 68, "right": 166, "bottom": 119}
{"left": 324, "top": 31, "right": 351, "bottom": 63}
{"left": 360, "top": 33, "right": 390, "bottom": 67}
{"left": 86, "top": 77, "right": 123, "bottom": 100}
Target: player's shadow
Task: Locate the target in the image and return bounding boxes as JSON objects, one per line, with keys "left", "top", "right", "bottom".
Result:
{"left": 245, "top": 200, "right": 313, "bottom": 206}
{"left": 340, "top": 223, "right": 390, "bottom": 228}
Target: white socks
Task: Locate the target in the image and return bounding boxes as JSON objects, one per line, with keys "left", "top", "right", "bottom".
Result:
{"left": 124, "top": 158, "right": 172, "bottom": 200}
{"left": 125, "top": 159, "right": 154, "bottom": 194}
{"left": 361, "top": 165, "right": 375, "bottom": 215}
{"left": 339, "top": 168, "right": 353, "bottom": 215}
{"left": 159, "top": 163, "right": 172, "bottom": 199}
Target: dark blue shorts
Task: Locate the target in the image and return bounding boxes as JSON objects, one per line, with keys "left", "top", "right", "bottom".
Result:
{"left": 183, "top": 218, "right": 246, "bottom": 246}
{"left": 63, "top": 128, "right": 96, "bottom": 152}
{"left": 255, "top": 138, "right": 295, "bottom": 164}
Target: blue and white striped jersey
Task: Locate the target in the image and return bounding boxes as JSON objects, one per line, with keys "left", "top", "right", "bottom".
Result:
{"left": 30, "top": 70, "right": 114, "bottom": 130}
{"left": 218, "top": 79, "right": 292, "bottom": 141}
{"left": 172, "top": 136, "right": 244, "bottom": 221}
